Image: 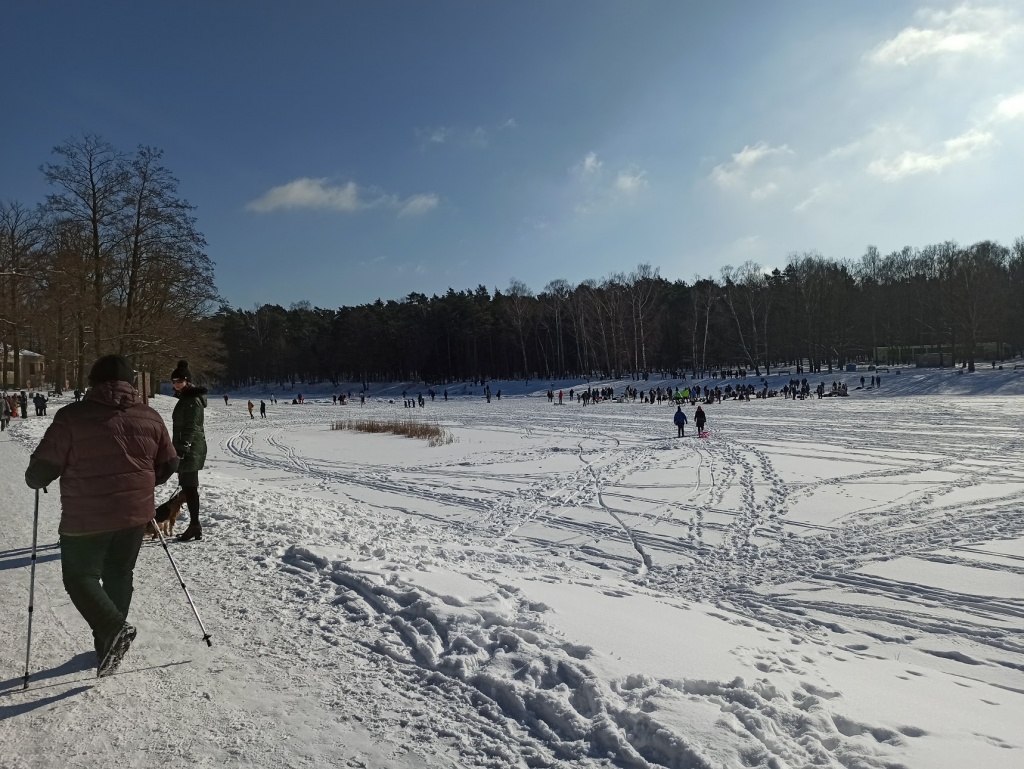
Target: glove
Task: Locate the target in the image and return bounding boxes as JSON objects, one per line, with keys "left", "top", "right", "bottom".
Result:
{"left": 25, "top": 457, "right": 60, "bottom": 490}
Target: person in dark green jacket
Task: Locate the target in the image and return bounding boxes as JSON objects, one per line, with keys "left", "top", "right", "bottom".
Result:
{"left": 170, "top": 359, "right": 208, "bottom": 541}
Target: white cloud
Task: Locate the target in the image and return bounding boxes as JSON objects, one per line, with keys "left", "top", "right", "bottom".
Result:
{"left": 868, "top": 5, "right": 1022, "bottom": 66}
{"left": 576, "top": 151, "right": 603, "bottom": 177}
{"left": 415, "top": 127, "right": 450, "bottom": 146}
{"left": 398, "top": 193, "right": 440, "bottom": 217}
{"left": 569, "top": 151, "right": 647, "bottom": 215}
{"left": 247, "top": 177, "right": 438, "bottom": 217}
{"left": 867, "top": 127, "right": 994, "bottom": 181}
{"left": 246, "top": 178, "right": 362, "bottom": 213}
{"left": 993, "top": 91, "right": 1024, "bottom": 121}
{"left": 392, "top": 262, "right": 428, "bottom": 276}
{"left": 469, "top": 126, "right": 489, "bottom": 148}
{"left": 793, "top": 184, "right": 833, "bottom": 212}
{"left": 750, "top": 182, "right": 779, "bottom": 200}
{"left": 825, "top": 136, "right": 869, "bottom": 160}
{"left": 733, "top": 142, "right": 788, "bottom": 167}
{"left": 709, "top": 142, "right": 793, "bottom": 188}
{"left": 417, "top": 120, "right": 516, "bottom": 150}
{"left": 614, "top": 167, "right": 647, "bottom": 195}
{"left": 571, "top": 154, "right": 647, "bottom": 213}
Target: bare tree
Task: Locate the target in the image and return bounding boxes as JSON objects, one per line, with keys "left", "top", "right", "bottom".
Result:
{"left": 627, "top": 263, "right": 661, "bottom": 373}
{"left": 35, "top": 219, "right": 93, "bottom": 389}
{"left": 541, "top": 279, "right": 573, "bottom": 376}
{"left": 939, "top": 241, "right": 1007, "bottom": 371}
{"left": 593, "top": 274, "right": 629, "bottom": 375}
{"left": 0, "top": 201, "right": 44, "bottom": 387}
{"left": 569, "top": 280, "right": 596, "bottom": 374}
{"left": 720, "top": 261, "right": 772, "bottom": 374}
{"left": 42, "top": 134, "right": 129, "bottom": 357}
{"left": 112, "top": 145, "right": 209, "bottom": 357}
{"left": 504, "top": 279, "right": 535, "bottom": 378}
{"left": 690, "top": 278, "right": 718, "bottom": 376}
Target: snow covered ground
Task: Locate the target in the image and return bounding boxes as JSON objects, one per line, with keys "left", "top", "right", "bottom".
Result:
{"left": 2, "top": 365, "right": 1023, "bottom": 768}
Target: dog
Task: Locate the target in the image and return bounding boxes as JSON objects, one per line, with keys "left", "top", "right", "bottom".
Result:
{"left": 147, "top": 489, "right": 188, "bottom": 539}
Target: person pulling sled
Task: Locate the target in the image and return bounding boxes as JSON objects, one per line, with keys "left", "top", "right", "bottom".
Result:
{"left": 694, "top": 405, "right": 707, "bottom": 436}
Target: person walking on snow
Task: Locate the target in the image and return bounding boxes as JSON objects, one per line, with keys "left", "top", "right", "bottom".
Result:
{"left": 170, "top": 360, "right": 207, "bottom": 542}
{"left": 25, "top": 354, "right": 179, "bottom": 676}
{"left": 694, "top": 405, "right": 706, "bottom": 434}
{"left": 260, "top": 400, "right": 266, "bottom": 418}
{"left": 673, "top": 405, "right": 688, "bottom": 437}
{"left": 247, "top": 400, "right": 254, "bottom": 419}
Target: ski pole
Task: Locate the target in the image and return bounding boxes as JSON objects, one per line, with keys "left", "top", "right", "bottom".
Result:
{"left": 151, "top": 520, "right": 212, "bottom": 646}
{"left": 23, "top": 488, "right": 42, "bottom": 690}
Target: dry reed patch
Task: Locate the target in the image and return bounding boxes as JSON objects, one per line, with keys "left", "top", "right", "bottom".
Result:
{"left": 331, "top": 417, "right": 455, "bottom": 446}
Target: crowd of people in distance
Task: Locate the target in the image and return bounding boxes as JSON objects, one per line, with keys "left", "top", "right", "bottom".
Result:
{"left": 1, "top": 390, "right": 51, "bottom": 429}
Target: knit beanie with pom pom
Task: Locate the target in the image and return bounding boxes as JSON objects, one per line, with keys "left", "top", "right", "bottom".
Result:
{"left": 170, "top": 359, "right": 192, "bottom": 381}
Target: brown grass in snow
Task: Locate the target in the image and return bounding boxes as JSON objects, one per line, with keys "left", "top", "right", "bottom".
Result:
{"left": 331, "top": 417, "right": 455, "bottom": 446}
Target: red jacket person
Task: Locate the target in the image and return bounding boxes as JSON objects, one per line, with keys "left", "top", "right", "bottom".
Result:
{"left": 25, "top": 354, "right": 179, "bottom": 676}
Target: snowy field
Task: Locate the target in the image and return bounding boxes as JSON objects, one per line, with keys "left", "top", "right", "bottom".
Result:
{"left": 2, "top": 366, "right": 1024, "bottom": 769}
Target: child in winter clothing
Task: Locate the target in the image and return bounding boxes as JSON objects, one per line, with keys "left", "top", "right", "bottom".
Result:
{"left": 673, "top": 406, "right": 688, "bottom": 437}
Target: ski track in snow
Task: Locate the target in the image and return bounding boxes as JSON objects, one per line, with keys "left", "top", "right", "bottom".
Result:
{"left": 3, "top": 374, "right": 1024, "bottom": 768}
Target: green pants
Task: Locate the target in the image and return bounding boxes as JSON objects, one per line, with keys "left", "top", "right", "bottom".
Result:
{"left": 60, "top": 524, "right": 146, "bottom": 657}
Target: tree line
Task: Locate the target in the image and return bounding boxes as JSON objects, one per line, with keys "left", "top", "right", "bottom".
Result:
{"left": 217, "top": 239, "right": 1024, "bottom": 388}
{"left": 1, "top": 134, "right": 220, "bottom": 390}
{"left": 5, "top": 134, "right": 1021, "bottom": 391}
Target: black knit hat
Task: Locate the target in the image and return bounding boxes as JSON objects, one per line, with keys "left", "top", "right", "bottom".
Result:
{"left": 170, "top": 359, "right": 192, "bottom": 381}
{"left": 88, "top": 355, "right": 135, "bottom": 386}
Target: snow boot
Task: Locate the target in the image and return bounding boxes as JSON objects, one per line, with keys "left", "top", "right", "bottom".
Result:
{"left": 178, "top": 523, "right": 202, "bottom": 542}
{"left": 97, "top": 622, "right": 137, "bottom": 678}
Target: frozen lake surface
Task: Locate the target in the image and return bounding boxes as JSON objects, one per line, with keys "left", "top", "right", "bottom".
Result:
{"left": 2, "top": 367, "right": 1023, "bottom": 768}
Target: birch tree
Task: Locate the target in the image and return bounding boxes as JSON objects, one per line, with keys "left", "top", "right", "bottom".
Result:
{"left": 720, "top": 261, "right": 772, "bottom": 374}
{"left": 504, "top": 279, "right": 534, "bottom": 378}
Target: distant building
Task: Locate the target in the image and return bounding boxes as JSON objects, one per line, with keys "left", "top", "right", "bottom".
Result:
{"left": 915, "top": 353, "right": 943, "bottom": 368}
{"left": 1, "top": 344, "right": 46, "bottom": 389}
{"left": 878, "top": 342, "right": 1007, "bottom": 367}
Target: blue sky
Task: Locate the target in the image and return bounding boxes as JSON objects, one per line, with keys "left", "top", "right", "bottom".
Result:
{"left": 2, "top": 2, "right": 1022, "bottom": 309}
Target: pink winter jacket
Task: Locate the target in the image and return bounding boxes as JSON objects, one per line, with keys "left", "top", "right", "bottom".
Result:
{"left": 26, "top": 381, "right": 179, "bottom": 534}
